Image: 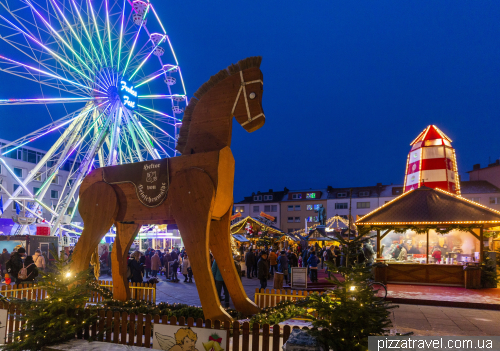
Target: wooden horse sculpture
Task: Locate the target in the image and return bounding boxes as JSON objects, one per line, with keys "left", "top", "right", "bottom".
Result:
{"left": 71, "top": 57, "right": 265, "bottom": 321}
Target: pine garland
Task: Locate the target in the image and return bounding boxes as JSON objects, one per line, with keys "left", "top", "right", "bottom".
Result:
{"left": 358, "top": 224, "right": 481, "bottom": 236}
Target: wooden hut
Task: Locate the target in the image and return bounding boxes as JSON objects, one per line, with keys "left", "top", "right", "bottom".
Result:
{"left": 356, "top": 186, "right": 500, "bottom": 286}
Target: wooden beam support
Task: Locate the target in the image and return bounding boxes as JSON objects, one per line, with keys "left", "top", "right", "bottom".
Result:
{"left": 380, "top": 229, "right": 391, "bottom": 240}
{"left": 426, "top": 230, "right": 429, "bottom": 264}
{"left": 376, "top": 230, "right": 381, "bottom": 258}
{"left": 480, "top": 226, "right": 484, "bottom": 263}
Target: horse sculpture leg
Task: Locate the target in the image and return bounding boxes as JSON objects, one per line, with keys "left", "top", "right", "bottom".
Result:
{"left": 209, "top": 208, "right": 260, "bottom": 316}
{"left": 71, "top": 182, "right": 118, "bottom": 276}
{"left": 169, "top": 168, "right": 233, "bottom": 322}
{"left": 112, "top": 222, "right": 141, "bottom": 301}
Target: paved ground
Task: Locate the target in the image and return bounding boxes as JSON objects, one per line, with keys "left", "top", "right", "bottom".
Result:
{"left": 139, "top": 273, "right": 500, "bottom": 336}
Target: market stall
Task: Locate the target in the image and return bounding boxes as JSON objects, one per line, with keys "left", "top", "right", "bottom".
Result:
{"left": 291, "top": 215, "right": 356, "bottom": 248}
{"left": 356, "top": 186, "right": 500, "bottom": 287}
{"left": 230, "top": 216, "right": 285, "bottom": 249}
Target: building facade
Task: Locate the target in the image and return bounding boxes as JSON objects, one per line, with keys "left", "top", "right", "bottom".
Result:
{"left": 234, "top": 188, "right": 288, "bottom": 229}
{"left": 467, "top": 161, "right": 500, "bottom": 189}
{"left": 280, "top": 189, "right": 328, "bottom": 233}
{"left": 326, "top": 184, "right": 390, "bottom": 221}
{"left": 0, "top": 138, "right": 83, "bottom": 225}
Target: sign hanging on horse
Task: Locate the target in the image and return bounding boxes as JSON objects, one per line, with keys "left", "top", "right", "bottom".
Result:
{"left": 102, "top": 159, "right": 169, "bottom": 207}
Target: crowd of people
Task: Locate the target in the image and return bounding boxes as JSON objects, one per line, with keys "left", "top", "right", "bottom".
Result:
{"left": 241, "top": 240, "right": 377, "bottom": 289}
{"left": 127, "top": 247, "right": 193, "bottom": 284}
{"left": 0, "top": 247, "right": 48, "bottom": 285}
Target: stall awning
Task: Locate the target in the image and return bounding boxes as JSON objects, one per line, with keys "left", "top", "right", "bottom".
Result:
{"left": 232, "top": 234, "right": 249, "bottom": 242}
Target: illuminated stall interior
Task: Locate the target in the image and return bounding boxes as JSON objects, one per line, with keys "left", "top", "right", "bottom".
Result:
{"left": 356, "top": 186, "right": 500, "bottom": 286}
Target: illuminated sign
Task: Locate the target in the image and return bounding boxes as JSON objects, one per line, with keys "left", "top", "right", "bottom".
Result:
{"left": 119, "top": 79, "right": 138, "bottom": 110}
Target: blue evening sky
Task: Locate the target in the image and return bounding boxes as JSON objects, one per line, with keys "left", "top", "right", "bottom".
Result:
{"left": 1, "top": 1, "right": 499, "bottom": 202}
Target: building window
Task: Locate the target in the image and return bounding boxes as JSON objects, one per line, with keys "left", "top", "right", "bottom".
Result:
{"left": 253, "top": 205, "right": 259, "bottom": 212}
{"left": 51, "top": 176, "right": 59, "bottom": 185}
{"left": 264, "top": 195, "right": 273, "bottom": 201}
{"left": 335, "top": 203, "right": 348, "bottom": 209}
{"left": 271, "top": 205, "right": 277, "bottom": 212}
{"left": 13, "top": 167, "right": 23, "bottom": 178}
{"left": 359, "top": 191, "right": 369, "bottom": 197}
{"left": 67, "top": 207, "right": 74, "bottom": 215}
{"left": 294, "top": 217, "right": 300, "bottom": 222}
{"left": 295, "top": 205, "right": 301, "bottom": 211}
{"left": 306, "top": 205, "right": 313, "bottom": 211}
{"left": 51, "top": 190, "right": 59, "bottom": 199}
{"left": 490, "top": 197, "right": 500, "bottom": 205}
{"left": 469, "top": 197, "right": 481, "bottom": 204}
{"left": 288, "top": 228, "right": 294, "bottom": 233}
{"left": 253, "top": 195, "right": 262, "bottom": 201}
{"left": 234, "top": 206, "right": 244, "bottom": 213}
{"left": 306, "top": 216, "right": 319, "bottom": 222}
{"left": 33, "top": 187, "right": 40, "bottom": 195}
{"left": 13, "top": 184, "right": 21, "bottom": 194}
{"left": 264, "top": 205, "right": 270, "bottom": 212}
{"left": 340, "top": 215, "right": 348, "bottom": 219}
{"left": 392, "top": 187, "right": 403, "bottom": 196}
{"left": 314, "top": 204, "right": 320, "bottom": 210}
{"left": 34, "top": 172, "right": 42, "bottom": 182}
{"left": 337, "top": 192, "right": 347, "bottom": 198}
{"left": 357, "top": 202, "right": 370, "bottom": 209}
{"left": 0, "top": 164, "right": 2, "bottom": 174}
{"left": 288, "top": 205, "right": 294, "bottom": 211}
{"left": 287, "top": 217, "right": 293, "bottom": 223}
{"left": 292, "top": 194, "right": 302, "bottom": 200}
{"left": 306, "top": 193, "right": 316, "bottom": 199}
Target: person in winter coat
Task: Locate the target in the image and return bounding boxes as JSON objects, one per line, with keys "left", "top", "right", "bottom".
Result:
{"left": 181, "top": 253, "right": 192, "bottom": 283}
{"left": 7, "top": 248, "right": 26, "bottom": 284}
{"left": 392, "top": 245, "right": 401, "bottom": 260}
{"left": 245, "top": 249, "right": 256, "bottom": 278}
{"left": 151, "top": 251, "right": 161, "bottom": 277}
{"left": 33, "top": 249, "right": 46, "bottom": 271}
{"left": 277, "top": 251, "right": 289, "bottom": 284}
{"left": 287, "top": 250, "right": 298, "bottom": 268}
{"left": 171, "top": 259, "right": 179, "bottom": 281}
{"left": 363, "top": 242, "right": 376, "bottom": 266}
{"left": 432, "top": 247, "right": 442, "bottom": 263}
{"left": 334, "top": 246, "right": 341, "bottom": 268}
{"left": 19, "top": 256, "right": 38, "bottom": 283}
{"left": 307, "top": 252, "right": 319, "bottom": 283}
{"left": 257, "top": 251, "right": 270, "bottom": 290}
{"left": 397, "top": 245, "right": 407, "bottom": 261}
{"left": 212, "top": 260, "right": 229, "bottom": 307}
{"left": 268, "top": 250, "right": 278, "bottom": 276}
{"left": 0, "top": 248, "right": 10, "bottom": 277}
{"left": 127, "top": 251, "right": 143, "bottom": 283}
{"left": 145, "top": 254, "right": 152, "bottom": 278}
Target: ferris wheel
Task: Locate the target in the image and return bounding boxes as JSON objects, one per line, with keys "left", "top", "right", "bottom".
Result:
{"left": 0, "top": 0, "right": 187, "bottom": 236}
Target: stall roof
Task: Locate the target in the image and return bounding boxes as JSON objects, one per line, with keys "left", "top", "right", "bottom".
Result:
{"left": 230, "top": 216, "right": 284, "bottom": 235}
{"left": 232, "top": 234, "right": 249, "bottom": 242}
{"left": 356, "top": 186, "right": 500, "bottom": 227}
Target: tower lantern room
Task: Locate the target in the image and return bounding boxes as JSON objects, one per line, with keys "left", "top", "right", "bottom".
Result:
{"left": 403, "top": 125, "right": 460, "bottom": 195}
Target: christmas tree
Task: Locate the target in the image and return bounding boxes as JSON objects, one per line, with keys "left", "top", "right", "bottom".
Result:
{"left": 1, "top": 253, "right": 112, "bottom": 351}
{"left": 305, "top": 234, "right": 397, "bottom": 351}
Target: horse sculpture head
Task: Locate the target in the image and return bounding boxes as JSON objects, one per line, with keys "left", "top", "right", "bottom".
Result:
{"left": 230, "top": 59, "right": 265, "bottom": 133}
{"left": 176, "top": 56, "right": 265, "bottom": 154}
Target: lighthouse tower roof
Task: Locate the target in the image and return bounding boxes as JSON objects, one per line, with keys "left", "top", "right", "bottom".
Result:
{"left": 410, "top": 125, "right": 452, "bottom": 146}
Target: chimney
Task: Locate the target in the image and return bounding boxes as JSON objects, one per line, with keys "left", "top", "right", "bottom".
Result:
{"left": 473, "top": 164, "right": 481, "bottom": 171}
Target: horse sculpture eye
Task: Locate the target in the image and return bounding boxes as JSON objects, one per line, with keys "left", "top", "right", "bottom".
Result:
{"left": 249, "top": 92, "right": 256, "bottom": 99}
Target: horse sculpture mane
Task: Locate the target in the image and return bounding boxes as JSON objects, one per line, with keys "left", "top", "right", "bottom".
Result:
{"left": 176, "top": 56, "right": 262, "bottom": 154}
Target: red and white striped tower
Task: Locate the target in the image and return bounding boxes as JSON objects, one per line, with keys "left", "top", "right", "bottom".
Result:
{"left": 403, "top": 125, "right": 460, "bottom": 195}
